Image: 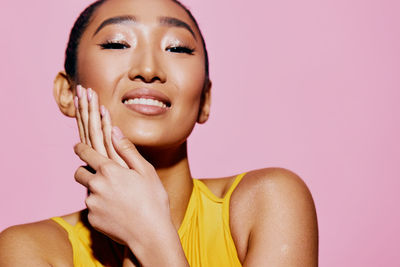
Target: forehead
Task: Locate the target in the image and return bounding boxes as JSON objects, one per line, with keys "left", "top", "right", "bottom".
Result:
{"left": 88, "top": 0, "right": 199, "bottom": 34}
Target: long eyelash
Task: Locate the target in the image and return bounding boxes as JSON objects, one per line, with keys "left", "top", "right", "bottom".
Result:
{"left": 98, "top": 41, "right": 130, "bottom": 50}
{"left": 167, "top": 46, "right": 195, "bottom": 55}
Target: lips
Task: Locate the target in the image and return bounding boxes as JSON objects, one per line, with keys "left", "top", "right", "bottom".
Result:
{"left": 121, "top": 88, "right": 171, "bottom": 115}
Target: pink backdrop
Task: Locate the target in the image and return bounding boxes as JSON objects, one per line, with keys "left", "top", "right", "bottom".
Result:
{"left": 1, "top": 0, "right": 399, "bottom": 266}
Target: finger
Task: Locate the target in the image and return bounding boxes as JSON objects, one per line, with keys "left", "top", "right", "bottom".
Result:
{"left": 74, "top": 165, "right": 94, "bottom": 189}
{"left": 74, "top": 96, "right": 86, "bottom": 143}
{"left": 74, "top": 143, "right": 110, "bottom": 171}
{"left": 88, "top": 89, "right": 107, "bottom": 157}
{"left": 101, "top": 107, "right": 128, "bottom": 168}
{"left": 78, "top": 85, "right": 92, "bottom": 147}
{"left": 111, "top": 126, "right": 148, "bottom": 172}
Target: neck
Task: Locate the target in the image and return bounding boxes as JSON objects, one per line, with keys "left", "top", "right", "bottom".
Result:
{"left": 138, "top": 141, "right": 191, "bottom": 179}
{"left": 137, "top": 142, "right": 193, "bottom": 230}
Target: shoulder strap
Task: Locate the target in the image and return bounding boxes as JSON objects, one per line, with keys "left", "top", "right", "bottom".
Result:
{"left": 223, "top": 172, "right": 246, "bottom": 201}
{"left": 51, "top": 217, "right": 75, "bottom": 234}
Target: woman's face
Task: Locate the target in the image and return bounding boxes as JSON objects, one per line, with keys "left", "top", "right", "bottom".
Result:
{"left": 76, "top": 0, "right": 209, "bottom": 148}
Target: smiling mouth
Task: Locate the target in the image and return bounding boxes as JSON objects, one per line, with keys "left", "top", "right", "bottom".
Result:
{"left": 123, "top": 97, "right": 170, "bottom": 108}
{"left": 121, "top": 88, "right": 172, "bottom": 115}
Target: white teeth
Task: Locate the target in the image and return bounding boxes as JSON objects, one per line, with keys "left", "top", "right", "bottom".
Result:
{"left": 123, "top": 98, "right": 167, "bottom": 108}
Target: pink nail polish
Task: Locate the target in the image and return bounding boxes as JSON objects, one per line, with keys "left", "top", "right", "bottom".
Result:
{"left": 77, "top": 85, "right": 82, "bottom": 98}
{"left": 87, "top": 88, "right": 93, "bottom": 102}
{"left": 74, "top": 96, "right": 79, "bottom": 109}
{"left": 112, "top": 126, "right": 124, "bottom": 140}
{"left": 100, "top": 105, "right": 106, "bottom": 116}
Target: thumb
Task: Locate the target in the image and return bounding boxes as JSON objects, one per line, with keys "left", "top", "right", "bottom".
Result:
{"left": 111, "top": 126, "right": 146, "bottom": 172}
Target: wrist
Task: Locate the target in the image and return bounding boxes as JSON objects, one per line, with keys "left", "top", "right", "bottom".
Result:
{"left": 127, "top": 222, "right": 188, "bottom": 267}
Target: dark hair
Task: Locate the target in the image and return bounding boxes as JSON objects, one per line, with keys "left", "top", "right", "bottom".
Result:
{"left": 64, "top": 0, "right": 106, "bottom": 80}
{"left": 64, "top": 0, "right": 209, "bottom": 82}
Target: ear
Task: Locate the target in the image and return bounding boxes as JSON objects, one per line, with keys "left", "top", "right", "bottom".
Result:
{"left": 53, "top": 71, "right": 76, "bottom": 118}
{"left": 197, "top": 79, "right": 212, "bottom": 124}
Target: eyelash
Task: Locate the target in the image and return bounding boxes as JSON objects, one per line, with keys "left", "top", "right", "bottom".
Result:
{"left": 166, "top": 46, "right": 195, "bottom": 55}
{"left": 99, "top": 41, "right": 195, "bottom": 55}
{"left": 99, "top": 40, "right": 130, "bottom": 50}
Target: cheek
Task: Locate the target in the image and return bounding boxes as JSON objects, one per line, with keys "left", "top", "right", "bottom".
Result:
{"left": 170, "top": 57, "right": 206, "bottom": 100}
{"left": 77, "top": 46, "right": 128, "bottom": 94}
{"left": 165, "top": 56, "right": 206, "bottom": 127}
{"left": 77, "top": 46, "right": 135, "bottom": 110}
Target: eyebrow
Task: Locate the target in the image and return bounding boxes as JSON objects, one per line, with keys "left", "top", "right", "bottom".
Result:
{"left": 93, "top": 15, "right": 196, "bottom": 40}
{"left": 159, "top": 16, "right": 196, "bottom": 40}
{"left": 93, "top": 15, "right": 137, "bottom": 36}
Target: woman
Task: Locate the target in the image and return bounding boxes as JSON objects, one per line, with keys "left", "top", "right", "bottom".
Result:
{"left": 0, "top": 0, "right": 318, "bottom": 266}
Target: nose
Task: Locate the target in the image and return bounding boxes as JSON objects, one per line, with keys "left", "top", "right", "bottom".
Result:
{"left": 128, "top": 45, "right": 166, "bottom": 83}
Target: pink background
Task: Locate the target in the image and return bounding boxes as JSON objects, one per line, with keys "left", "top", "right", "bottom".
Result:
{"left": 1, "top": 0, "right": 399, "bottom": 266}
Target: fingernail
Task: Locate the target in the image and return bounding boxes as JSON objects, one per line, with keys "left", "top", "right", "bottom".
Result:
{"left": 74, "top": 96, "right": 79, "bottom": 109}
{"left": 87, "top": 88, "right": 93, "bottom": 102}
{"left": 76, "top": 85, "right": 82, "bottom": 98}
{"left": 112, "top": 126, "right": 124, "bottom": 141}
{"left": 100, "top": 105, "right": 106, "bottom": 117}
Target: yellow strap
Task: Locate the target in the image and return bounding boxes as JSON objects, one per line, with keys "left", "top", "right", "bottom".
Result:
{"left": 223, "top": 172, "right": 247, "bottom": 201}
{"left": 193, "top": 173, "right": 247, "bottom": 202}
{"left": 51, "top": 217, "right": 74, "bottom": 234}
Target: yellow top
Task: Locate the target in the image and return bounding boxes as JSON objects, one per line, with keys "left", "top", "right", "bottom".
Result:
{"left": 51, "top": 173, "right": 246, "bottom": 267}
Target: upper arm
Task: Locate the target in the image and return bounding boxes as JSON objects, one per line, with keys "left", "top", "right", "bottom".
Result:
{"left": 0, "top": 225, "right": 51, "bottom": 266}
{"left": 243, "top": 168, "right": 318, "bottom": 267}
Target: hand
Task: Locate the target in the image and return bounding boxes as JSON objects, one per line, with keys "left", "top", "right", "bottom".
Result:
{"left": 73, "top": 86, "right": 185, "bottom": 265}
{"left": 73, "top": 131, "right": 173, "bottom": 252}
{"left": 74, "top": 85, "right": 155, "bottom": 266}
{"left": 74, "top": 85, "right": 127, "bottom": 168}
{"left": 74, "top": 85, "right": 134, "bottom": 265}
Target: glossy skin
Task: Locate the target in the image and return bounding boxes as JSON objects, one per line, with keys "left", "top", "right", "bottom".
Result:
{"left": 0, "top": 0, "right": 318, "bottom": 266}
{"left": 77, "top": 0, "right": 208, "bottom": 150}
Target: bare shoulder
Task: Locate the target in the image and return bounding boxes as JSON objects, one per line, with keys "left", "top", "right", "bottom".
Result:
{"left": 200, "top": 168, "right": 313, "bottom": 200}
{"left": 0, "top": 216, "right": 74, "bottom": 266}
{"left": 232, "top": 168, "right": 315, "bottom": 204}
{"left": 230, "top": 168, "right": 318, "bottom": 266}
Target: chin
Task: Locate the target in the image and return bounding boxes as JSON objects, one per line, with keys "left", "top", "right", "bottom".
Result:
{"left": 117, "top": 120, "right": 194, "bottom": 150}
{"left": 123, "top": 131, "right": 183, "bottom": 150}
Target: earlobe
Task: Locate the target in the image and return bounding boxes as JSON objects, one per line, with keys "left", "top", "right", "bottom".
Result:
{"left": 197, "top": 80, "right": 212, "bottom": 124}
{"left": 53, "top": 71, "right": 76, "bottom": 118}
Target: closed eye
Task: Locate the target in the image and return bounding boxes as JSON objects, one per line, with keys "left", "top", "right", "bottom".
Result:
{"left": 166, "top": 46, "right": 194, "bottom": 55}
{"left": 99, "top": 41, "right": 131, "bottom": 50}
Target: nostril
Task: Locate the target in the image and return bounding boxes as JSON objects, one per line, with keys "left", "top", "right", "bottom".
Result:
{"left": 132, "top": 75, "right": 162, "bottom": 83}
{"left": 149, "top": 76, "right": 162, "bottom": 83}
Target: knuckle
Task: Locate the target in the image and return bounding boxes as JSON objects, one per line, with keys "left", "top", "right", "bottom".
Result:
{"left": 87, "top": 179, "right": 98, "bottom": 192}
{"left": 74, "top": 143, "right": 83, "bottom": 154}
{"left": 87, "top": 212, "right": 98, "bottom": 228}
{"left": 119, "top": 141, "right": 133, "bottom": 153}
{"left": 85, "top": 196, "right": 94, "bottom": 209}
{"left": 98, "top": 162, "right": 114, "bottom": 176}
{"left": 79, "top": 146, "right": 90, "bottom": 157}
{"left": 74, "top": 166, "right": 84, "bottom": 182}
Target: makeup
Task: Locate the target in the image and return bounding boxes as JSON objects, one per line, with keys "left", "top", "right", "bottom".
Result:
{"left": 121, "top": 88, "right": 171, "bottom": 116}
